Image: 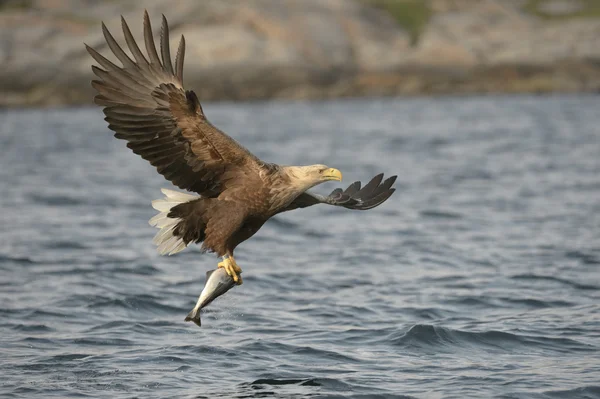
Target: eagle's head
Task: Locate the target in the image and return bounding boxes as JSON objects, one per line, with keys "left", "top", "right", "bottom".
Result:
{"left": 282, "top": 164, "right": 342, "bottom": 191}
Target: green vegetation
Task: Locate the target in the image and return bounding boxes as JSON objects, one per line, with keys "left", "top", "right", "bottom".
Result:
{"left": 363, "top": 0, "right": 432, "bottom": 45}
{"left": 0, "top": 0, "right": 32, "bottom": 11}
{"left": 523, "top": 0, "right": 600, "bottom": 19}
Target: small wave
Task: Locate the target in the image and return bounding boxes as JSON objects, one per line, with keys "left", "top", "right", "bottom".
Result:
{"left": 565, "top": 250, "right": 600, "bottom": 265}
{"left": 321, "top": 395, "right": 417, "bottom": 399}
{"left": 250, "top": 378, "right": 316, "bottom": 386}
{"left": 88, "top": 294, "right": 185, "bottom": 314}
{"left": 168, "top": 344, "right": 237, "bottom": 357}
{"left": 39, "top": 266, "right": 95, "bottom": 276}
{"left": 70, "top": 337, "right": 136, "bottom": 347}
{"left": 445, "top": 296, "right": 500, "bottom": 308}
{"left": 85, "top": 320, "right": 131, "bottom": 332}
{"left": 28, "top": 193, "right": 85, "bottom": 206}
{"left": 20, "top": 336, "right": 56, "bottom": 345}
{"left": 86, "top": 319, "right": 174, "bottom": 333}
{"left": 268, "top": 217, "right": 301, "bottom": 230}
{"left": 214, "top": 376, "right": 363, "bottom": 399}
{"left": 41, "top": 241, "right": 88, "bottom": 251}
{"left": 11, "top": 323, "right": 54, "bottom": 332}
{"left": 238, "top": 341, "right": 359, "bottom": 363}
{"left": 401, "top": 306, "right": 458, "bottom": 320}
{"left": 48, "top": 353, "right": 92, "bottom": 362}
{"left": 451, "top": 169, "right": 494, "bottom": 182}
{"left": 499, "top": 296, "right": 575, "bottom": 309}
{"left": 245, "top": 377, "right": 353, "bottom": 391}
{"left": 100, "top": 264, "right": 162, "bottom": 276}
{"left": 540, "top": 385, "right": 600, "bottom": 399}
{"left": 511, "top": 273, "right": 598, "bottom": 291}
{"left": 420, "top": 210, "right": 464, "bottom": 219}
{"left": 56, "top": 293, "right": 110, "bottom": 308}
{"left": 420, "top": 274, "right": 470, "bottom": 283}
{"left": 302, "top": 229, "right": 329, "bottom": 238}
{"left": 25, "top": 309, "right": 71, "bottom": 319}
{"left": 0, "top": 254, "right": 36, "bottom": 265}
{"left": 389, "top": 324, "right": 596, "bottom": 354}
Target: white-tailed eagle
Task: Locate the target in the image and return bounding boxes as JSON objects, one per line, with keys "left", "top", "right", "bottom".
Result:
{"left": 86, "top": 11, "right": 396, "bottom": 284}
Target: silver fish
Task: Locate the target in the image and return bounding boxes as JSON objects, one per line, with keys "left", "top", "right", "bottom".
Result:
{"left": 185, "top": 268, "right": 237, "bottom": 327}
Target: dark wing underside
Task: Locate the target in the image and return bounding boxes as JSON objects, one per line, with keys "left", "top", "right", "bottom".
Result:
{"left": 280, "top": 173, "right": 397, "bottom": 213}
{"left": 86, "top": 11, "right": 265, "bottom": 196}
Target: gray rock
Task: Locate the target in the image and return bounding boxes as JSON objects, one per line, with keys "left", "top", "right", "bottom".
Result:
{"left": 537, "top": 0, "right": 585, "bottom": 16}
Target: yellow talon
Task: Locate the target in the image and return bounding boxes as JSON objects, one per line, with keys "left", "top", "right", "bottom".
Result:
{"left": 217, "top": 256, "right": 243, "bottom": 285}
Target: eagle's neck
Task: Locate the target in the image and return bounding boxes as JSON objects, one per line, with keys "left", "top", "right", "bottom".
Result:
{"left": 264, "top": 166, "right": 319, "bottom": 213}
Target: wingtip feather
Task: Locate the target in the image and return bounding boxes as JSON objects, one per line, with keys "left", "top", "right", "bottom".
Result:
{"left": 143, "top": 9, "right": 162, "bottom": 66}
{"left": 160, "top": 13, "right": 174, "bottom": 75}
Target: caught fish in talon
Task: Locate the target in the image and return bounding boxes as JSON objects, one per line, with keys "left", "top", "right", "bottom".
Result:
{"left": 217, "top": 255, "right": 243, "bottom": 285}
{"left": 185, "top": 268, "right": 238, "bottom": 327}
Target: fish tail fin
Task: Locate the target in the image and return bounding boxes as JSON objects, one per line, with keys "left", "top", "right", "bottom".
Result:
{"left": 149, "top": 188, "right": 200, "bottom": 256}
{"left": 185, "top": 309, "right": 201, "bottom": 327}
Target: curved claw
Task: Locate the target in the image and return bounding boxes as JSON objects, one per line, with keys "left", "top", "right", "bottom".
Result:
{"left": 218, "top": 257, "right": 243, "bottom": 285}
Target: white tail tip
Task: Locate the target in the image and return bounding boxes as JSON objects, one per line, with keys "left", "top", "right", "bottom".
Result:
{"left": 149, "top": 188, "right": 199, "bottom": 256}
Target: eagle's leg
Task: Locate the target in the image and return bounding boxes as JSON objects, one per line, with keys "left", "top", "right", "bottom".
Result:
{"left": 218, "top": 255, "right": 243, "bottom": 285}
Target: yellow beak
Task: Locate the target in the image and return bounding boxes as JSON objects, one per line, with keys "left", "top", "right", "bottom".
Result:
{"left": 322, "top": 168, "right": 342, "bottom": 182}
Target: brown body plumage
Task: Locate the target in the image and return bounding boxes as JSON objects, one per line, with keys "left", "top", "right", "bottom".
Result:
{"left": 87, "top": 11, "right": 396, "bottom": 283}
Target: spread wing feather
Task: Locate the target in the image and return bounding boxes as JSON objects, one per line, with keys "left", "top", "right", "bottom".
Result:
{"left": 280, "top": 174, "right": 397, "bottom": 212}
{"left": 87, "top": 11, "right": 265, "bottom": 196}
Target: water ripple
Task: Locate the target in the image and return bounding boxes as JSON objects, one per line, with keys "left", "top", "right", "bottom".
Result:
{"left": 390, "top": 324, "right": 596, "bottom": 354}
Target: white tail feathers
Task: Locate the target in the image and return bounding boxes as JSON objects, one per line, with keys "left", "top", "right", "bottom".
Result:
{"left": 149, "top": 188, "right": 199, "bottom": 256}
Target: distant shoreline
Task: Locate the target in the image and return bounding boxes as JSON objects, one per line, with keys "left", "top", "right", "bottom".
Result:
{"left": 2, "top": 0, "right": 600, "bottom": 107}
{"left": 3, "top": 61, "right": 599, "bottom": 108}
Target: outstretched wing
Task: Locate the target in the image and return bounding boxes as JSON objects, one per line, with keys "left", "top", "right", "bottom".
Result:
{"left": 280, "top": 174, "right": 396, "bottom": 213}
{"left": 86, "top": 11, "right": 266, "bottom": 197}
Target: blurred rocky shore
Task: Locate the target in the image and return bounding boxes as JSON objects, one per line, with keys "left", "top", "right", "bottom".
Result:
{"left": 1, "top": 0, "right": 599, "bottom": 107}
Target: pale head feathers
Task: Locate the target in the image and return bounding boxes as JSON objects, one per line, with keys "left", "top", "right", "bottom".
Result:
{"left": 280, "top": 164, "right": 342, "bottom": 191}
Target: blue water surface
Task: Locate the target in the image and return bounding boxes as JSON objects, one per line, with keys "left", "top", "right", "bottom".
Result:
{"left": 0, "top": 94, "right": 599, "bottom": 398}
